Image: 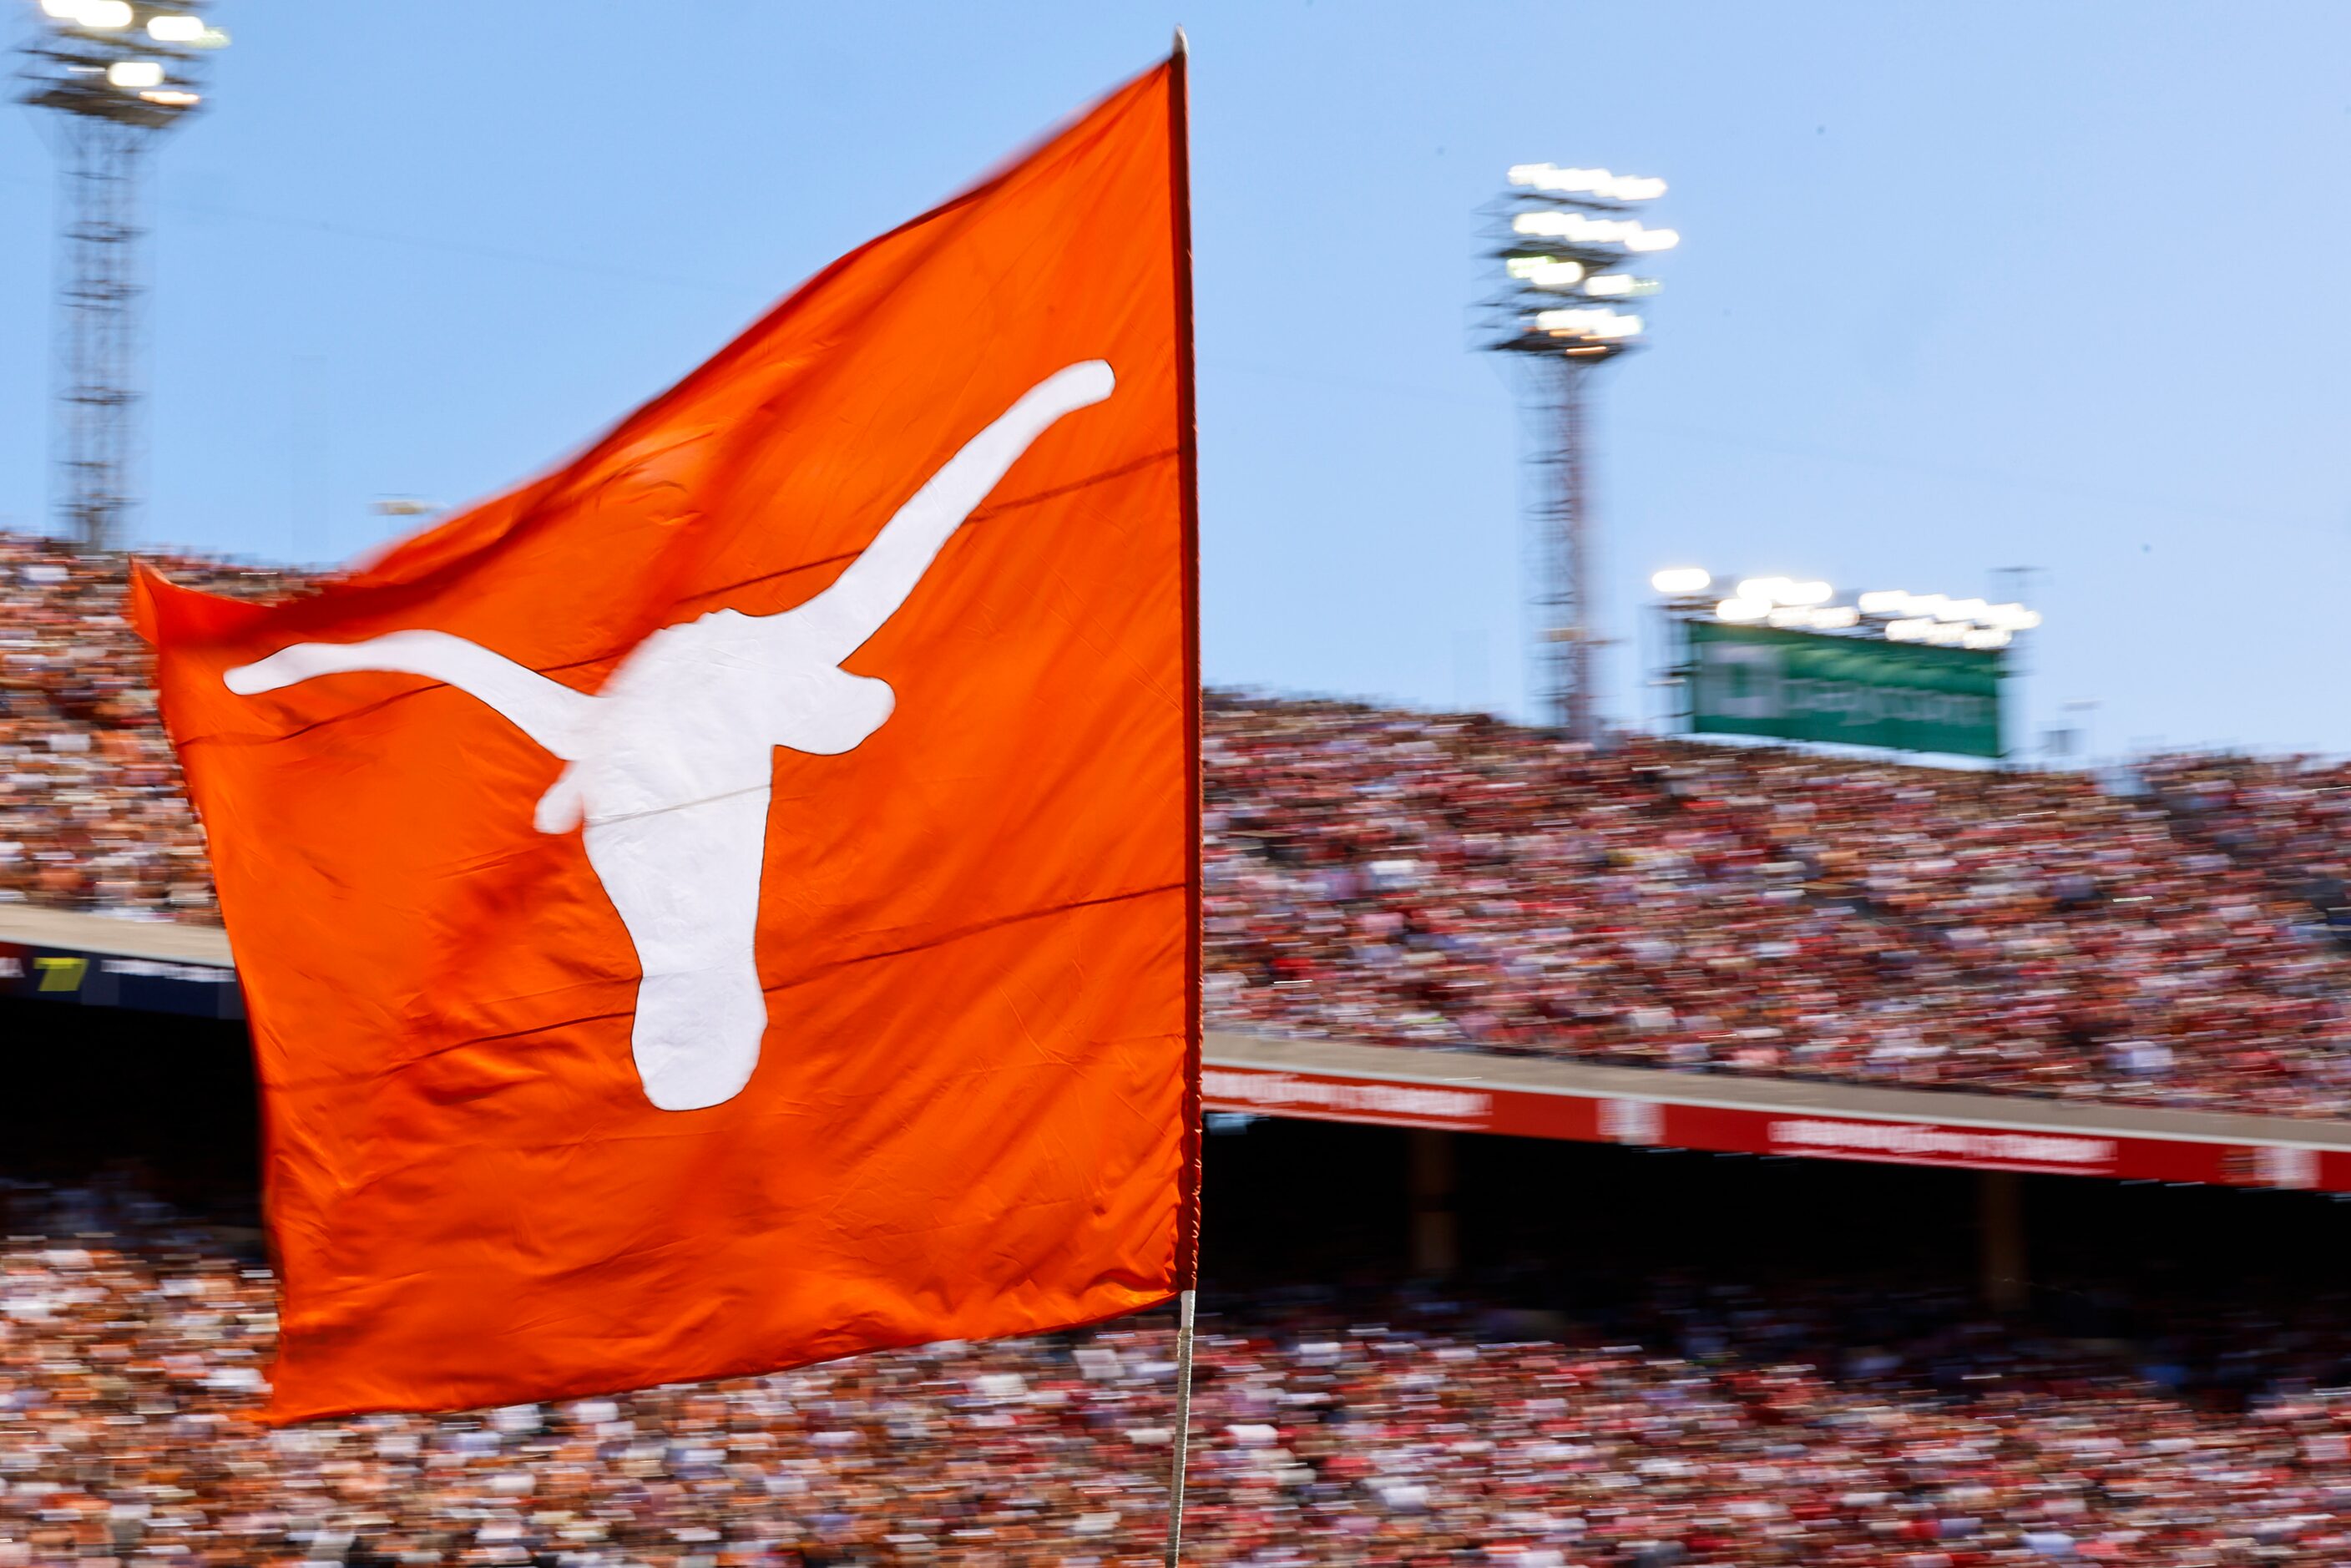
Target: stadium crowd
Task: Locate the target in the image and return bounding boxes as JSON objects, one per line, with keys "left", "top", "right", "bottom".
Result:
{"left": 0, "top": 534, "right": 301, "bottom": 923}
{"left": 8, "top": 532, "right": 2351, "bottom": 1120}
{"left": 2145, "top": 756, "right": 2351, "bottom": 923}
{"left": 1205, "top": 695, "right": 2351, "bottom": 1120}
{"left": 8, "top": 1186, "right": 2351, "bottom": 1567}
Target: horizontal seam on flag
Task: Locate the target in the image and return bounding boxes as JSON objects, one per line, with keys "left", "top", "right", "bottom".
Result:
{"left": 673, "top": 446, "right": 1181, "bottom": 609}
{"left": 174, "top": 689, "right": 473, "bottom": 749}
{"left": 584, "top": 781, "right": 768, "bottom": 829}
{"left": 276, "top": 1009, "right": 642, "bottom": 1092}
{"left": 761, "top": 880, "right": 1187, "bottom": 998}
{"left": 286, "top": 881, "right": 1187, "bottom": 1088}
{"left": 265, "top": 1280, "right": 1186, "bottom": 1426}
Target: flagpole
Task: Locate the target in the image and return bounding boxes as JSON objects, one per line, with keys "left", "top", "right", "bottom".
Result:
{"left": 1161, "top": 1287, "right": 1198, "bottom": 1567}
{"left": 1164, "top": 23, "right": 1201, "bottom": 1568}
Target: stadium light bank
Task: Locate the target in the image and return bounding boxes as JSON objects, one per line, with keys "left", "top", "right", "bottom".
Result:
{"left": 18, "top": 0, "right": 229, "bottom": 550}
{"left": 1648, "top": 568, "right": 2040, "bottom": 650}
{"left": 1484, "top": 163, "right": 1677, "bottom": 745}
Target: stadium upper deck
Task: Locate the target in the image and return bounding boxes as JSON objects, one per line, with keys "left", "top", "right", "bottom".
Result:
{"left": 1204, "top": 696, "right": 2351, "bottom": 1122}
{"left": 7, "top": 530, "right": 2349, "bottom": 1136}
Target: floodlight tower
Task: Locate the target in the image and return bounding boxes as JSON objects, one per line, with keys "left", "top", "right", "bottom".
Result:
{"left": 18, "top": 0, "right": 225, "bottom": 550}
{"left": 1481, "top": 164, "right": 1675, "bottom": 741}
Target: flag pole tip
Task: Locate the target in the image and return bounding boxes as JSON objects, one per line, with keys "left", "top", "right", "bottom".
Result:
{"left": 1172, "top": 24, "right": 1189, "bottom": 56}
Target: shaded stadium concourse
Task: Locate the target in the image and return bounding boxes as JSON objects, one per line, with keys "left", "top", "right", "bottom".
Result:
{"left": 1, "top": 998, "right": 259, "bottom": 1227}
{"left": 1199, "top": 1115, "right": 2351, "bottom": 1336}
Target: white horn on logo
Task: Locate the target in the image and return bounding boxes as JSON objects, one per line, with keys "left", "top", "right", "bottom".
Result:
{"left": 226, "top": 630, "right": 599, "bottom": 761}
{"left": 793, "top": 360, "right": 1115, "bottom": 665}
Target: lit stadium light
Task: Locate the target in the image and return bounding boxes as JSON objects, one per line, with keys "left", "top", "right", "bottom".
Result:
{"left": 1506, "top": 255, "right": 1585, "bottom": 289}
{"left": 1491, "top": 161, "right": 1676, "bottom": 361}
{"left": 1510, "top": 211, "right": 1677, "bottom": 251}
{"left": 106, "top": 60, "right": 164, "bottom": 88}
{"left": 1716, "top": 597, "right": 1771, "bottom": 623}
{"left": 1872, "top": 590, "right": 2041, "bottom": 643}
{"left": 146, "top": 13, "right": 204, "bottom": 40}
{"left": 1732, "top": 576, "right": 1833, "bottom": 607}
{"left": 1514, "top": 211, "right": 1584, "bottom": 239}
{"left": 51, "top": 0, "right": 134, "bottom": 26}
{"left": 1536, "top": 307, "right": 1641, "bottom": 339}
{"left": 1506, "top": 163, "right": 1667, "bottom": 201}
{"left": 1488, "top": 163, "right": 1676, "bottom": 739}
{"left": 1714, "top": 578, "right": 2034, "bottom": 645}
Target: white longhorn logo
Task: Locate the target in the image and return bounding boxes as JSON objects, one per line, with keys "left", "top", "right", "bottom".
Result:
{"left": 226, "top": 361, "right": 1116, "bottom": 1111}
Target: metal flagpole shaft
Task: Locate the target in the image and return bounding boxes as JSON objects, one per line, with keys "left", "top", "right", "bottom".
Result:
{"left": 1161, "top": 1287, "right": 1199, "bottom": 1566}
{"left": 1165, "top": 28, "right": 1201, "bottom": 1568}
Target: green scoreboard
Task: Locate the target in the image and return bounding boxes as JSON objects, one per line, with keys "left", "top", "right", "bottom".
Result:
{"left": 1683, "top": 618, "right": 2005, "bottom": 760}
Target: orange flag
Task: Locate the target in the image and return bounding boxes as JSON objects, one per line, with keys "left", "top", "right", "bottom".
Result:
{"left": 134, "top": 57, "right": 1200, "bottom": 1421}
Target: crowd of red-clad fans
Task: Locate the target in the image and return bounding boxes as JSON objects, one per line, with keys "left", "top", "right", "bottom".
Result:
{"left": 5, "top": 1182, "right": 2351, "bottom": 1567}
{"left": 1206, "top": 697, "right": 2351, "bottom": 1119}
{"left": 0, "top": 534, "right": 304, "bottom": 923}
{"left": 8, "top": 529, "right": 2351, "bottom": 1118}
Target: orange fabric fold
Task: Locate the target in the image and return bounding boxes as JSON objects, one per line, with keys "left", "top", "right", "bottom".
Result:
{"left": 135, "top": 59, "right": 1196, "bottom": 1421}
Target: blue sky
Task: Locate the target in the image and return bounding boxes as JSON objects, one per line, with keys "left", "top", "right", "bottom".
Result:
{"left": 4, "top": 3, "right": 2348, "bottom": 755}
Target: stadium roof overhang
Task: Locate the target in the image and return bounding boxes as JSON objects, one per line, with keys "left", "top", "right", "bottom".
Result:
{"left": 0, "top": 906, "right": 237, "bottom": 1019}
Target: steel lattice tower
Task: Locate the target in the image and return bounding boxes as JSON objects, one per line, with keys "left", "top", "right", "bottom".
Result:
{"left": 1480, "top": 164, "right": 1675, "bottom": 741}
{"left": 18, "top": 2, "right": 224, "bottom": 551}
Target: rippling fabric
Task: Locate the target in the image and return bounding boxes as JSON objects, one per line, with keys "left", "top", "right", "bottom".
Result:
{"left": 133, "top": 58, "right": 1198, "bottom": 1422}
